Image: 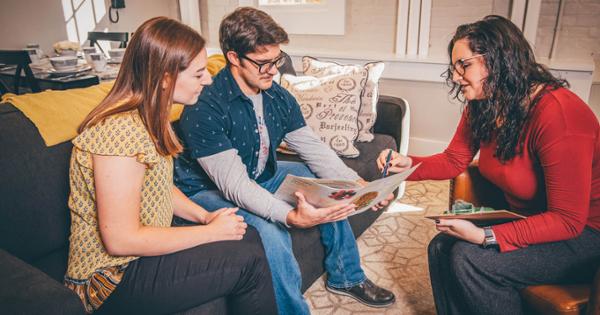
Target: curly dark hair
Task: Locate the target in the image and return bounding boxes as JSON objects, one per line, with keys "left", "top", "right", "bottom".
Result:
{"left": 444, "top": 15, "right": 568, "bottom": 162}
{"left": 219, "top": 7, "right": 289, "bottom": 57}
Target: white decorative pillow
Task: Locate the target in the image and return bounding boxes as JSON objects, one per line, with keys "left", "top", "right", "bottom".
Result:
{"left": 302, "top": 56, "right": 385, "bottom": 143}
{"left": 281, "top": 71, "right": 367, "bottom": 158}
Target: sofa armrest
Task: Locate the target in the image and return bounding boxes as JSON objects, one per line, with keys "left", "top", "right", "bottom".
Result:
{"left": 0, "top": 249, "right": 85, "bottom": 314}
{"left": 373, "top": 95, "right": 408, "bottom": 153}
{"left": 449, "top": 160, "right": 509, "bottom": 210}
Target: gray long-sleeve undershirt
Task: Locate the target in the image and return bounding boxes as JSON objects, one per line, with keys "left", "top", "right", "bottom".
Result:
{"left": 284, "top": 126, "right": 360, "bottom": 181}
{"left": 197, "top": 126, "right": 361, "bottom": 225}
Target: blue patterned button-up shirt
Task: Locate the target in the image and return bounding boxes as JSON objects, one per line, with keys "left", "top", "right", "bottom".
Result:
{"left": 174, "top": 66, "right": 306, "bottom": 196}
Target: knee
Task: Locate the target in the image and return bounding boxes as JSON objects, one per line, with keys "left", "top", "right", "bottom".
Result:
{"left": 254, "top": 221, "right": 289, "bottom": 243}
{"left": 248, "top": 222, "right": 294, "bottom": 257}
{"left": 449, "top": 241, "right": 487, "bottom": 278}
{"left": 449, "top": 241, "right": 476, "bottom": 264}
{"left": 427, "top": 233, "right": 454, "bottom": 259}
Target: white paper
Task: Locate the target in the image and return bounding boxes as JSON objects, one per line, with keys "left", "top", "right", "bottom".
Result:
{"left": 274, "top": 164, "right": 419, "bottom": 215}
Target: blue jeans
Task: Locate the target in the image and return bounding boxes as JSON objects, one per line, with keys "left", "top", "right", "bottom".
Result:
{"left": 189, "top": 161, "right": 366, "bottom": 315}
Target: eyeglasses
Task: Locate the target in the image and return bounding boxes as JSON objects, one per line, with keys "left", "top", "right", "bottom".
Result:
{"left": 240, "top": 53, "right": 287, "bottom": 74}
{"left": 448, "top": 54, "right": 485, "bottom": 77}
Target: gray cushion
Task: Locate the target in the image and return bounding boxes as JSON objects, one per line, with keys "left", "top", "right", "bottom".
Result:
{"left": 277, "top": 133, "right": 398, "bottom": 181}
{"left": 0, "top": 249, "right": 85, "bottom": 314}
{"left": 0, "top": 104, "right": 72, "bottom": 281}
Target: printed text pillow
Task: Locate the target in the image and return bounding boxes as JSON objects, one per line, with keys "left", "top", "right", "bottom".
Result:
{"left": 302, "top": 56, "right": 384, "bottom": 142}
{"left": 280, "top": 71, "right": 367, "bottom": 157}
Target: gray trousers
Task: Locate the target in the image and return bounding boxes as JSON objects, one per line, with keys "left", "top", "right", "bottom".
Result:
{"left": 428, "top": 227, "right": 600, "bottom": 315}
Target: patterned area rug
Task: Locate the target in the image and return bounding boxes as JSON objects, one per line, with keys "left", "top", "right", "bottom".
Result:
{"left": 305, "top": 180, "right": 450, "bottom": 315}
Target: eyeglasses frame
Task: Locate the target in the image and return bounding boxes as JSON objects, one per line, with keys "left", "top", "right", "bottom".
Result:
{"left": 449, "top": 53, "right": 485, "bottom": 77}
{"left": 239, "top": 52, "right": 287, "bottom": 74}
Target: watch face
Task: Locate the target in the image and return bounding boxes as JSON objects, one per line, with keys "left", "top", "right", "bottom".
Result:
{"left": 483, "top": 226, "right": 493, "bottom": 238}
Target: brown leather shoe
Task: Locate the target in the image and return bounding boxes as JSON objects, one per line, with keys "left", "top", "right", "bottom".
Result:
{"left": 326, "top": 279, "right": 396, "bottom": 308}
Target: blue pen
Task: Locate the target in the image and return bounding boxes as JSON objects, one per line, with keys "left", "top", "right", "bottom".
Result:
{"left": 382, "top": 149, "right": 393, "bottom": 178}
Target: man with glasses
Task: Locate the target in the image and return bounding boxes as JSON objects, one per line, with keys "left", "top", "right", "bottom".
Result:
{"left": 174, "top": 7, "right": 395, "bottom": 315}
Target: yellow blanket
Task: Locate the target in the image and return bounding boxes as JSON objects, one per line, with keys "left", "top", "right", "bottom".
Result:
{"left": 0, "top": 54, "right": 227, "bottom": 147}
{"left": 207, "top": 54, "right": 226, "bottom": 76}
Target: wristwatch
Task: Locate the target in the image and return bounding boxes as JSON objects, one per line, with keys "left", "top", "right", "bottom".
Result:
{"left": 482, "top": 226, "right": 498, "bottom": 248}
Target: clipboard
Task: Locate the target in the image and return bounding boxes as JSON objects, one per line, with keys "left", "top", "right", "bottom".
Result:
{"left": 426, "top": 210, "right": 526, "bottom": 222}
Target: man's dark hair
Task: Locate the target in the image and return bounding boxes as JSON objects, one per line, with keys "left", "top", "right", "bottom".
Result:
{"left": 444, "top": 15, "right": 568, "bottom": 162}
{"left": 219, "top": 7, "right": 289, "bottom": 57}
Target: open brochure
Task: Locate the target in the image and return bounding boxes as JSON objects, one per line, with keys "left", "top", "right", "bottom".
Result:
{"left": 274, "top": 164, "right": 420, "bottom": 215}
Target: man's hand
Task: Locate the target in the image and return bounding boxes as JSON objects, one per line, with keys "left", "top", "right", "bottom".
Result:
{"left": 435, "top": 219, "right": 485, "bottom": 244}
{"left": 286, "top": 192, "right": 356, "bottom": 228}
{"left": 371, "top": 193, "right": 395, "bottom": 211}
{"left": 356, "top": 179, "right": 395, "bottom": 211}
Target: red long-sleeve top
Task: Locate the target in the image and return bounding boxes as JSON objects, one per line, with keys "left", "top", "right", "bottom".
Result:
{"left": 409, "top": 87, "right": 600, "bottom": 252}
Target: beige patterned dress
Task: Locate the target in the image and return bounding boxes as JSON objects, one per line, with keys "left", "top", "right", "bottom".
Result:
{"left": 64, "top": 111, "right": 174, "bottom": 313}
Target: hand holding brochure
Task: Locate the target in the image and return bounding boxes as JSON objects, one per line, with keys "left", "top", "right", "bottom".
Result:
{"left": 274, "top": 164, "right": 419, "bottom": 215}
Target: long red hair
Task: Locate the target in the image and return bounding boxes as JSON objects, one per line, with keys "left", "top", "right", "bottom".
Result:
{"left": 78, "top": 17, "right": 205, "bottom": 156}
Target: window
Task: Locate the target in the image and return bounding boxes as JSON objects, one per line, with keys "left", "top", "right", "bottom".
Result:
{"left": 61, "top": 0, "right": 107, "bottom": 45}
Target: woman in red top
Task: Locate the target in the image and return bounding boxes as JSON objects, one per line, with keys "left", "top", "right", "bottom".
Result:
{"left": 378, "top": 15, "right": 600, "bottom": 315}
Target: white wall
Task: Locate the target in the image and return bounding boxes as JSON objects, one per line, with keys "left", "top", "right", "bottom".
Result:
{"left": 0, "top": 0, "right": 179, "bottom": 55}
{"left": 201, "top": 0, "right": 511, "bottom": 59}
{"left": 200, "top": 0, "right": 236, "bottom": 46}
{"left": 540, "top": 0, "right": 600, "bottom": 122}
{"left": 199, "top": 0, "right": 599, "bottom": 156}
{"left": 549, "top": 0, "right": 600, "bottom": 80}
{"left": 379, "top": 79, "right": 463, "bottom": 155}
{"left": 428, "top": 0, "right": 508, "bottom": 58}
{"left": 590, "top": 84, "right": 600, "bottom": 117}
{"left": 2, "top": 0, "right": 598, "bottom": 156}
{"left": 94, "top": 0, "right": 180, "bottom": 34}
{"left": 0, "top": 0, "right": 68, "bottom": 56}
{"left": 201, "top": 0, "right": 398, "bottom": 55}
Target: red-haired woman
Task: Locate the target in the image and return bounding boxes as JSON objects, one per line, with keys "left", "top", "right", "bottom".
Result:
{"left": 64, "top": 17, "right": 277, "bottom": 314}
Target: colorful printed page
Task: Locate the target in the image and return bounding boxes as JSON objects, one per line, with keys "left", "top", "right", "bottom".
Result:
{"left": 274, "top": 164, "right": 419, "bottom": 215}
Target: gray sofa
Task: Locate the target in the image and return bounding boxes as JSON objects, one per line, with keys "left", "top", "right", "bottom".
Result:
{"left": 0, "top": 89, "right": 407, "bottom": 314}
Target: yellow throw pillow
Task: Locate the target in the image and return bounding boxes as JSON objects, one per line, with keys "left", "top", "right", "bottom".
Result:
{"left": 1, "top": 82, "right": 184, "bottom": 146}
{"left": 207, "top": 54, "right": 226, "bottom": 76}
